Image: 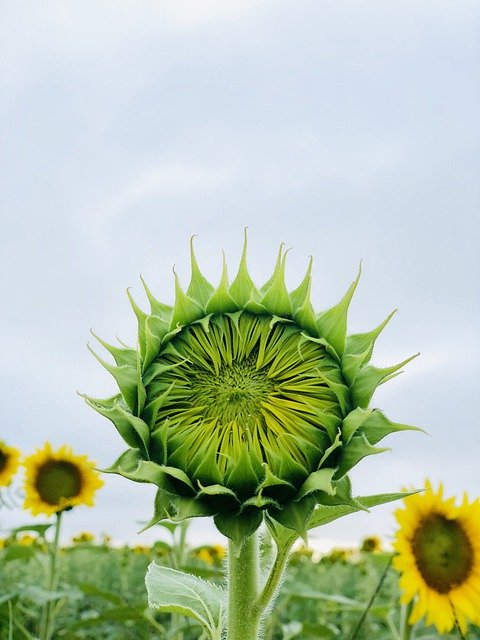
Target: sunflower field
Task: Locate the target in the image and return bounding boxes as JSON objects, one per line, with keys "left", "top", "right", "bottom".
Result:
{"left": 1, "top": 517, "right": 480, "bottom": 640}
{"left": 2, "top": 239, "right": 480, "bottom": 639}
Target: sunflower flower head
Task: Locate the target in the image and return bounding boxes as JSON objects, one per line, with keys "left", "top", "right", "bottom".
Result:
{"left": 23, "top": 443, "right": 104, "bottom": 517}
{"left": 86, "top": 235, "right": 419, "bottom": 544}
{"left": 360, "top": 535, "right": 382, "bottom": 553}
{"left": 393, "top": 480, "right": 480, "bottom": 634}
{"left": 0, "top": 441, "right": 21, "bottom": 487}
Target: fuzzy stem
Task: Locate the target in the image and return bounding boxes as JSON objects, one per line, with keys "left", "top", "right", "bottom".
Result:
{"left": 227, "top": 532, "right": 261, "bottom": 640}
{"left": 39, "top": 511, "right": 63, "bottom": 640}
{"left": 255, "top": 538, "right": 293, "bottom": 612}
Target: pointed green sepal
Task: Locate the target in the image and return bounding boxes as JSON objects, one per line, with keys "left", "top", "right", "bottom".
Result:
{"left": 82, "top": 395, "right": 143, "bottom": 450}
{"left": 140, "top": 276, "right": 173, "bottom": 320}
{"left": 267, "top": 495, "right": 315, "bottom": 543}
{"left": 260, "top": 244, "right": 284, "bottom": 294}
{"left": 307, "top": 489, "right": 419, "bottom": 531}
{"left": 225, "top": 445, "right": 263, "bottom": 499}
{"left": 143, "top": 315, "right": 169, "bottom": 370}
{"left": 296, "top": 468, "right": 336, "bottom": 501}
{"left": 116, "top": 406, "right": 150, "bottom": 457}
{"left": 102, "top": 448, "right": 144, "bottom": 478}
{"left": 316, "top": 263, "right": 361, "bottom": 356}
{"left": 260, "top": 251, "right": 292, "bottom": 317}
{"left": 341, "top": 407, "right": 374, "bottom": 444}
{"left": 214, "top": 509, "right": 263, "bottom": 550}
{"left": 170, "top": 271, "right": 205, "bottom": 329}
{"left": 258, "top": 465, "right": 297, "bottom": 503}
{"left": 340, "top": 346, "right": 371, "bottom": 387}
{"left": 229, "top": 229, "right": 258, "bottom": 307}
{"left": 138, "top": 489, "right": 173, "bottom": 532}
{"left": 351, "top": 353, "right": 419, "bottom": 408}
{"left": 126, "top": 288, "right": 148, "bottom": 360}
{"left": 289, "top": 256, "right": 313, "bottom": 312}
{"left": 359, "top": 409, "right": 424, "bottom": 445}
{"left": 172, "top": 496, "right": 216, "bottom": 521}
{"left": 345, "top": 309, "right": 397, "bottom": 361}
{"left": 334, "top": 434, "right": 388, "bottom": 479}
{"left": 205, "top": 254, "right": 238, "bottom": 314}
{"left": 87, "top": 345, "right": 138, "bottom": 411}
{"left": 264, "top": 513, "right": 299, "bottom": 549}
{"left": 90, "top": 331, "right": 137, "bottom": 367}
{"left": 186, "top": 237, "right": 215, "bottom": 306}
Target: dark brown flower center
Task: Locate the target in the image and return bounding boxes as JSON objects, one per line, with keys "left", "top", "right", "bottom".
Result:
{"left": 0, "top": 450, "right": 7, "bottom": 473}
{"left": 412, "top": 512, "right": 474, "bottom": 593}
{"left": 35, "top": 461, "right": 82, "bottom": 505}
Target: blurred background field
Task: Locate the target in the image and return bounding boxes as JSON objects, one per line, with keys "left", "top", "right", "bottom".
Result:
{"left": 2, "top": 521, "right": 479, "bottom": 639}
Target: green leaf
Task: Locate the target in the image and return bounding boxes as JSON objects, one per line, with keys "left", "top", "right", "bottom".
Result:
{"left": 308, "top": 490, "right": 417, "bottom": 530}
{"left": 9, "top": 524, "right": 52, "bottom": 538}
{"left": 76, "top": 583, "right": 125, "bottom": 605}
{"left": 3, "top": 545, "right": 37, "bottom": 562}
{"left": 145, "top": 563, "right": 225, "bottom": 639}
{"left": 22, "top": 585, "right": 82, "bottom": 605}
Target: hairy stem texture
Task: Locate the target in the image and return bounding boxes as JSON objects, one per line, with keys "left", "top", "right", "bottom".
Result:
{"left": 227, "top": 533, "right": 262, "bottom": 640}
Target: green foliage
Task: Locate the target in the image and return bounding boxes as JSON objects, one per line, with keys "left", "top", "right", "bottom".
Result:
{"left": 1, "top": 532, "right": 479, "bottom": 639}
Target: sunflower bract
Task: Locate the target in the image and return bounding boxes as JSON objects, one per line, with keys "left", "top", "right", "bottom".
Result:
{"left": 86, "top": 235, "right": 419, "bottom": 542}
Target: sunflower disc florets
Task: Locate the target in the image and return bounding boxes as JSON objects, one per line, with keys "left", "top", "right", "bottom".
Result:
{"left": 86, "top": 235, "right": 418, "bottom": 543}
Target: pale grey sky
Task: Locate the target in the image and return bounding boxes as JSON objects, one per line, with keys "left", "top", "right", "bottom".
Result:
{"left": 1, "top": 1, "right": 479, "bottom": 547}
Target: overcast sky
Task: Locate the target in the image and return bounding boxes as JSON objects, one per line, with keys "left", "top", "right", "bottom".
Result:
{"left": 1, "top": 1, "right": 479, "bottom": 548}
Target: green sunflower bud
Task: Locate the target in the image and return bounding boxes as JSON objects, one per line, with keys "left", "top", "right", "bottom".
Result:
{"left": 85, "top": 234, "right": 419, "bottom": 543}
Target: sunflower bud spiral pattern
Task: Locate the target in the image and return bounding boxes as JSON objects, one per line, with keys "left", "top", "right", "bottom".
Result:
{"left": 86, "top": 235, "right": 419, "bottom": 542}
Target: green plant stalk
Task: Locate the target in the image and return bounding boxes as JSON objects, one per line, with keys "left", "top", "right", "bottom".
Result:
{"left": 349, "top": 555, "right": 393, "bottom": 640}
{"left": 227, "top": 532, "right": 262, "bottom": 640}
{"left": 255, "top": 537, "right": 294, "bottom": 613}
{"left": 399, "top": 601, "right": 414, "bottom": 640}
{"left": 39, "top": 510, "right": 63, "bottom": 640}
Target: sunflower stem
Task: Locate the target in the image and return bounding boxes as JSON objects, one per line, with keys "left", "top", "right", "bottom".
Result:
{"left": 227, "top": 532, "right": 262, "bottom": 640}
{"left": 399, "top": 601, "right": 414, "bottom": 640}
{"left": 349, "top": 554, "right": 393, "bottom": 640}
{"left": 450, "top": 601, "right": 467, "bottom": 640}
{"left": 39, "top": 511, "right": 63, "bottom": 640}
{"left": 255, "top": 535, "right": 294, "bottom": 612}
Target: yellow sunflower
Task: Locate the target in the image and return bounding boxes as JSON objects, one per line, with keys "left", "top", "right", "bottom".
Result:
{"left": 23, "top": 442, "right": 104, "bottom": 516}
{"left": 393, "top": 480, "right": 480, "bottom": 634}
{"left": 0, "top": 441, "right": 21, "bottom": 487}
{"left": 360, "top": 535, "right": 382, "bottom": 553}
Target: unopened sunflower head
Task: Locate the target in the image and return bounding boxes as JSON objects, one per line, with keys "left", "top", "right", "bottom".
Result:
{"left": 86, "top": 234, "right": 419, "bottom": 544}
